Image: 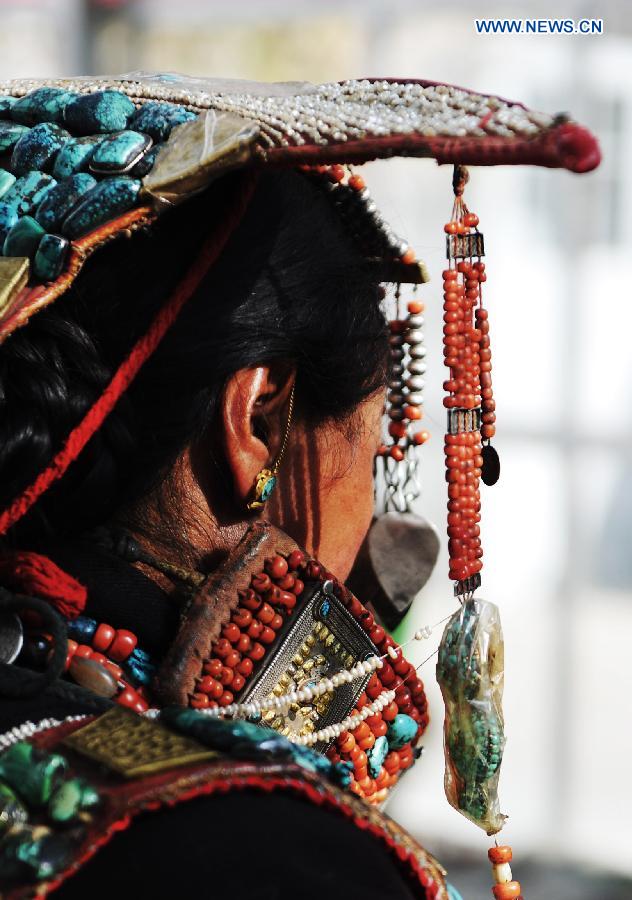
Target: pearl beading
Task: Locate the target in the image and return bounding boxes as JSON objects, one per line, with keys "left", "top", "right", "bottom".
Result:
{"left": 0, "top": 715, "right": 88, "bottom": 750}
{"left": 292, "top": 688, "right": 396, "bottom": 747}
{"left": 199, "top": 654, "right": 384, "bottom": 721}
{"left": 0, "top": 77, "right": 556, "bottom": 151}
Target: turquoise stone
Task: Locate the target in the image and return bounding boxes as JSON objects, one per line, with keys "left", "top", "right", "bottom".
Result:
{"left": 0, "top": 203, "right": 18, "bottom": 249}
{"left": 0, "top": 121, "right": 29, "bottom": 153}
{"left": 11, "top": 122, "right": 70, "bottom": 176}
{"left": 90, "top": 129, "right": 152, "bottom": 174}
{"left": 11, "top": 87, "right": 77, "bottom": 125}
{"left": 129, "top": 145, "right": 158, "bottom": 179}
{"left": 367, "top": 735, "right": 389, "bottom": 778}
{"left": 0, "top": 168, "right": 17, "bottom": 200}
{"left": 33, "top": 233, "right": 69, "bottom": 282}
{"left": 3, "top": 215, "right": 45, "bottom": 259}
{"left": 11, "top": 831, "right": 73, "bottom": 880}
{"left": 35, "top": 172, "right": 97, "bottom": 232}
{"left": 130, "top": 101, "right": 196, "bottom": 141}
{"left": 62, "top": 176, "right": 141, "bottom": 239}
{"left": 0, "top": 96, "right": 17, "bottom": 117}
{"left": 0, "top": 741, "right": 68, "bottom": 806}
{"left": 447, "top": 884, "right": 464, "bottom": 900}
{"left": 48, "top": 776, "right": 98, "bottom": 823}
{"left": 52, "top": 135, "right": 102, "bottom": 180}
{"left": 0, "top": 781, "right": 27, "bottom": 835}
{"left": 64, "top": 90, "right": 135, "bottom": 135}
{"left": 260, "top": 474, "right": 277, "bottom": 502}
{"left": 386, "top": 713, "right": 418, "bottom": 749}
{"left": 2, "top": 171, "right": 57, "bottom": 216}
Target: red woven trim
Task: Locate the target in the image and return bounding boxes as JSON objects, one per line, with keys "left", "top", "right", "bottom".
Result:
{"left": 40, "top": 773, "right": 440, "bottom": 899}
{"left": 0, "top": 174, "right": 258, "bottom": 538}
{"left": 263, "top": 122, "right": 600, "bottom": 173}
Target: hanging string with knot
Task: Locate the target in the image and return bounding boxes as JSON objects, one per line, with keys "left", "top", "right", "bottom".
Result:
{"left": 0, "top": 172, "right": 259, "bottom": 539}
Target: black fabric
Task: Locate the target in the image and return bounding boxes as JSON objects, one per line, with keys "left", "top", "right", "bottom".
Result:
{"left": 55, "top": 791, "right": 422, "bottom": 900}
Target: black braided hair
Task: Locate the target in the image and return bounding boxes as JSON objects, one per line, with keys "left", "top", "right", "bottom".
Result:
{"left": 0, "top": 170, "right": 388, "bottom": 546}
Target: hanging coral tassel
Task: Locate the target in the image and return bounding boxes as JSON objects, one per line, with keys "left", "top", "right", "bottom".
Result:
{"left": 0, "top": 551, "right": 87, "bottom": 619}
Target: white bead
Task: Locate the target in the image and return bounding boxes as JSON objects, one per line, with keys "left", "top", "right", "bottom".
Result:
{"left": 406, "top": 375, "right": 425, "bottom": 391}
{"left": 409, "top": 345, "right": 427, "bottom": 359}
{"left": 407, "top": 391, "right": 424, "bottom": 406}
{"left": 375, "top": 658, "right": 383, "bottom": 669}
{"left": 324, "top": 679, "right": 334, "bottom": 692}
{"left": 387, "top": 646, "right": 399, "bottom": 660}
{"left": 408, "top": 360, "right": 427, "bottom": 375}
{"left": 406, "top": 328, "right": 424, "bottom": 344}
{"left": 493, "top": 864, "right": 513, "bottom": 884}
{"left": 407, "top": 314, "right": 424, "bottom": 328}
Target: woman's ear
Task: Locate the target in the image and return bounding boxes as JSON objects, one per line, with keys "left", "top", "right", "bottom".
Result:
{"left": 221, "top": 364, "right": 295, "bottom": 508}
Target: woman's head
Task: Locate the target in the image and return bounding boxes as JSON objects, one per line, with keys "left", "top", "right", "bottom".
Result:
{"left": 0, "top": 170, "right": 388, "bottom": 576}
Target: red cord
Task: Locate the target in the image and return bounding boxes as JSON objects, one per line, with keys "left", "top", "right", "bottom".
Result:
{"left": 0, "top": 173, "right": 258, "bottom": 537}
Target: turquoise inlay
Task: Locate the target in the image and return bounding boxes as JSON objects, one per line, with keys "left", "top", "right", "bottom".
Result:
{"left": 447, "top": 883, "right": 464, "bottom": 900}
{"left": 0, "top": 204, "right": 18, "bottom": 250}
{"left": 90, "top": 129, "right": 152, "bottom": 174}
{"left": 33, "top": 233, "right": 69, "bottom": 282}
{"left": 386, "top": 713, "right": 418, "bottom": 749}
{"left": 48, "top": 777, "right": 98, "bottom": 823}
{"left": 11, "top": 122, "right": 70, "bottom": 176}
{"left": 367, "top": 735, "right": 389, "bottom": 778}
{"left": 0, "top": 96, "right": 17, "bottom": 117}
{"left": 11, "top": 87, "right": 77, "bottom": 126}
{"left": 260, "top": 474, "right": 277, "bottom": 502}
{"left": 62, "top": 176, "right": 142, "bottom": 240}
{"left": 35, "top": 173, "right": 97, "bottom": 232}
{"left": 2, "top": 171, "right": 57, "bottom": 216}
{"left": 3, "top": 216, "right": 45, "bottom": 259}
{"left": 52, "top": 135, "right": 102, "bottom": 180}
{"left": 0, "top": 742, "right": 67, "bottom": 807}
{"left": 0, "top": 830, "right": 73, "bottom": 881}
{"left": 0, "top": 169, "right": 16, "bottom": 200}
{"left": 63, "top": 90, "right": 135, "bottom": 135}
{"left": 0, "top": 121, "right": 29, "bottom": 154}
{"left": 130, "top": 101, "right": 196, "bottom": 142}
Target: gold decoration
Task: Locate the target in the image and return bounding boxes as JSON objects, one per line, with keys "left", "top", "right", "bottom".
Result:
{"left": 63, "top": 707, "right": 217, "bottom": 778}
{"left": 0, "top": 257, "right": 29, "bottom": 314}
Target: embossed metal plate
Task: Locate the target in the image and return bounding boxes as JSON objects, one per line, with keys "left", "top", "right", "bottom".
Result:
{"left": 240, "top": 581, "right": 378, "bottom": 752}
{"left": 64, "top": 707, "right": 217, "bottom": 778}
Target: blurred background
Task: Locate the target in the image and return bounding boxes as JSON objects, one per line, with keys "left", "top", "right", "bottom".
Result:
{"left": 0, "top": 0, "right": 630, "bottom": 896}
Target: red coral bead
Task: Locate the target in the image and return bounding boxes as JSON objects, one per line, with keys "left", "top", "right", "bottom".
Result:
{"left": 248, "top": 642, "right": 265, "bottom": 661}
{"left": 265, "top": 555, "right": 289, "bottom": 579}
{"left": 292, "top": 578, "right": 304, "bottom": 596}
{"left": 190, "top": 692, "right": 209, "bottom": 709}
{"left": 259, "top": 626, "right": 276, "bottom": 644}
{"left": 257, "top": 603, "right": 274, "bottom": 624}
{"left": 237, "top": 658, "right": 254, "bottom": 677}
{"left": 109, "top": 629, "right": 138, "bottom": 662}
{"left": 222, "top": 623, "right": 241, "bottom": 644}
{"left": 224, "top": 650, "right": 241, "bottom": 669}
{"left": 92, "top": 623, "right": 115, "bottom": 653}
{"left": 239, "top": 589, "right": 262, "bottom": 611}
{"left": 287, "top": 550, "right": 306, "bottom": 570}
{"left": 270, "top": 613, "right": 283, "bottom": 631}
{"left": 251, "top": 573, "right": 271, "bottom": 592}
{"left": 231, "top": 673, "right": 245, "bottom": 693}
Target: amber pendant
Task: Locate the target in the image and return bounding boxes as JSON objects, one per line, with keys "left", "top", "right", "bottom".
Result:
{"left": 348, "top": 511, "right": 439, "bottom": 631}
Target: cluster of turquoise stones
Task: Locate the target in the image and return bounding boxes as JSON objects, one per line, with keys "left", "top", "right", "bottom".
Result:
{"left": 0, "top": 87, "right": 196, "bottom": 283}
{"left": 0, "top": 741, "right": 99, "bottom": 883}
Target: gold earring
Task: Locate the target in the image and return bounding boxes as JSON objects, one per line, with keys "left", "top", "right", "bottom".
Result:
{"left": 246, "top": 384, "right": 295, "bottom": 510}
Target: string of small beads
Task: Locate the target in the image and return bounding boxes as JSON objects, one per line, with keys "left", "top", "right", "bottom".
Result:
{"left": 488, "top": 845, "right": 523, "bottom": 899}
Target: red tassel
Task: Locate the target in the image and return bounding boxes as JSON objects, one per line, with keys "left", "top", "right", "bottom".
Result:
{"left": 0, "top": 551, "right": 87, "bottom": 619}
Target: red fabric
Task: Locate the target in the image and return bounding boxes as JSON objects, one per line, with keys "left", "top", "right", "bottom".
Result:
{"left": 0, "top": 174, "right": 258, "bottom": 538}
{"left": 0, "top": 550, "right": 86, "bottom": 618}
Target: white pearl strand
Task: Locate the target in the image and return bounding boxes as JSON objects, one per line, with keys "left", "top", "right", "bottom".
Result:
{"left": 293, "top": 687, "right": 396, "bottom": 747}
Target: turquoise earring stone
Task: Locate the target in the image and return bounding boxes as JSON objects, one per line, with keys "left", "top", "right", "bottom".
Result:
{"left": 0, "top": 169, "right": 17, "bottom": 200}
{"left": 62, "top": 176, "right": 142, "bottom": 240}
{"left": 35, "top": 172, "right": 97, "bottom": 232}
{"left": 33, "top": 233, "right": 70, "bottom": 282}
{"left": 386, "top": 713, "right": 418, "bottom": 749}
{"left": 90, "top": 129, "right": 153, "bottom": 174}
{"left": 0, "top": 121, "right": 29, "bottom": 153}
{"left": 367, "top": 735, "right": 389, "bottom": 778}
{"left": 63, "top": 90, "right": 135, "bottom": 135}
{"left": 11, "top": 87, "right": 77, "bottom": 126}
{"left": 130, "top": 101, "right": 196, "bottom": 141}
{"left": 11, "top": 122, "right": 70, "bottom": 176}
{"left": 2, "top": 171, "right": 57, "bottom": 216}
{"left": 52, "top": 135, "right": 102, "bottom": 180}
{"left": 260, "top": 474, "right": 277, "bottom": 501}
{"left": 3, "top": 215, "right": 45, "bottom": 259}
